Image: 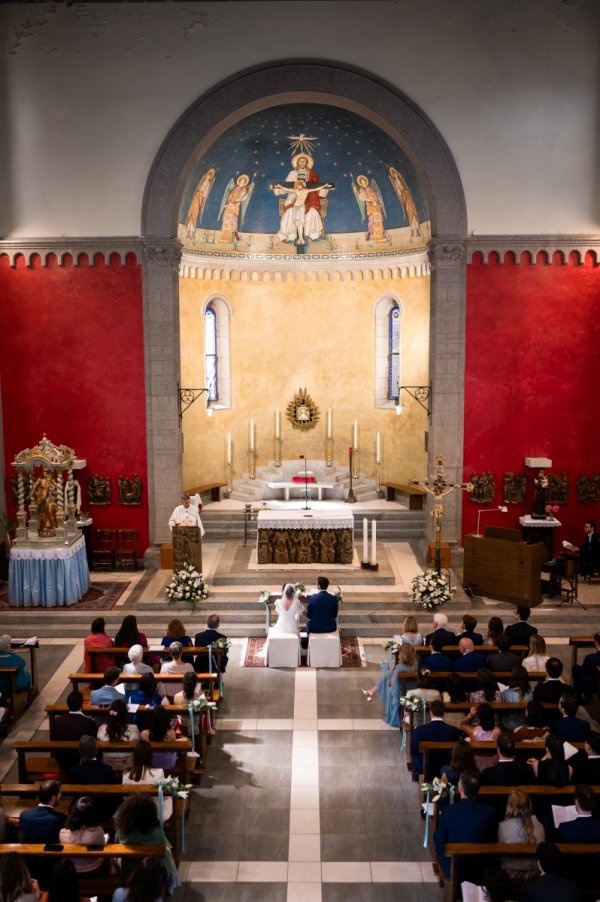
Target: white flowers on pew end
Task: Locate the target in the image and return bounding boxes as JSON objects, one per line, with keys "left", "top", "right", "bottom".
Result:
{"left": 158, "top": 775, "right": 193, "bottom": 799}
{"left": 420, "top": 776, "right": 451, "bottom": 803}
{"left": 335, "top": 585, "right": 344, "bottom": 605}
{"left": 166, "top": 563, "right": 209, "bottom": 613}
{"left": 411, "top": 569, "right": 454, "bottom": 610}
{"left": 399, "top": 695, "right": 427, "bottom": 713}
{"left": 211, "top": 636, "right": 231, "bottom": 653}
{"left": 383, "top": 635, "right": 403, "bottom": 655}
{"left": 189, "top": 696, "right": 217, "bottom": 712}
{"left": 259, "top": 589, "right": 272, "bottom": 606}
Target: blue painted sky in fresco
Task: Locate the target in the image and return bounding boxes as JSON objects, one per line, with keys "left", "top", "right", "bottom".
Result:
{"left": 179, "top": 103, "right": 429, "bottom": 234}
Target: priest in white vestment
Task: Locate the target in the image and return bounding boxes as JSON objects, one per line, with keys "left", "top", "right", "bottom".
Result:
{"left": 169, "top": 493, "right": 205, "bottom": 536}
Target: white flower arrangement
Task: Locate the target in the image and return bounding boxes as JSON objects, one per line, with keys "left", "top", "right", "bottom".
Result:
{"left": 335, "top": 585, "right": 344, "bottom": 605}
{"left": 420, "top": 776, "right": 452, "bottom": 803}
{"left": 157, "top": 775, "right": 193, "bottom": 800}
{"left": 294, "top": 582, "right": 306, "bottom": 594}
{"left": 259, "top": 589, "right": 272, "bottom": 606}
{"left": 383, "top": 634, "right": 403, "bottom": 654}
{"left": 411, "top": 569, "right": 453, "bottom": 610}
{"left": 189, "top": 696, "right": 217, "bottom": 713}
{"left": 211, "top": 636, "right": 231, "bottom": 653}
{"left": 166, "top": 563, "right": 209, "bottom": 613}
{"left": 399, "top": 695, "right": 427, "bottom": 713}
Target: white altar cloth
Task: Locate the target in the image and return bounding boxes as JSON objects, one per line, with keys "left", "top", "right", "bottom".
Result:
{"left": 257, "top": 510, "right": 354, "bottom": 530}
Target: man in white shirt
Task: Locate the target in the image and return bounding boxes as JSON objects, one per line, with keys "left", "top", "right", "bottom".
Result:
{"left": 169, "top": 493, "right": 205, "bottom": 535}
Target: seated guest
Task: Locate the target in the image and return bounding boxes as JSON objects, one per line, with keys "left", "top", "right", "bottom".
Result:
{"left": 505, "top": 604, "right": 537, "bottom": 648}
{"left": 159, "top": 642, "right": 194, "bottom": 699}
{"left": 453, "top": 637, "right": 486, "bottom": 672}
{"left": 572, "top": 631, "right": 600, "bottom": 702}
{"left": 573, "top": 731, "right": 600, "bottom": 784}
{"left": 115, "top": 615, "right": 148, "bottom": 650}
{"left": 499, "top": 665, "right": 532, "bottom": 730}
{"left": 469, "top": 668, "right": 502, "bottom": 704}
{"left": 69, "top": 735, "right": 119, "bottom": 785}
{"left": 520, "top": 842, "right": 579, "bottom": 902}
{"left": 441, "top": 673, "right": 469, "bottom": 728}
{"left": 556, "top": 784, "right": 600, "bottom": 842}
{"left": 40, "top": 858, "right": 90, "bottom": 902}
{"left": 113, "top": 793, "right": 175, "bottom": 886}
{"left": 425, "top": 612, "right": 455, "bottom": 647}
{"left": 112, "top": 856, "right": 168, "bottom": 902}
{"left": 552, "top": 693, "right": 591, "bottom": 742}
{"left": 96, "top": 699, "right": 140, "bottom": 773}
{"left": 486, "top": 616, "right": 504, "bottom": 646}
{"left": 0, "top": 633, "right": 31, "bottom": 692}
{"left": 477, "top": 866, "right": 515, "bottom": 902}
{"left": 439, "top": 738, "right": 476, "bottom": 787}
{"left": 361, "top": 644, "right": 417, "bottom": 728}
{"left": 513, "top": 700, "right": 550, "bottom": 741}
{"left": 140, "top": 707, "right": 177, "bottom": 772}
{"left": 59, "top": 796, "right": 105, "bottom": 875}
{"left": 533, "top": 657, "right": 572, "bottom": 708}
{"left": 50, "top": 690, "right": 96, "bottom": 741}
{"left": 129, "top": 673, "right": 168, "bottom": 729}
{"left": 480, "top": 731, "right": 535, "bottom": 785}
{"left": 420, "top": 635, "right": 453, "bottom": 672}
{"left": 527, "top": 733, "right": 572, "bottom": 786}
{"left": 89, "top": 666, "right": 123, "bottom": 706}
{"left": 194, "top": 613, "right": 229, "bottom": 674}
{"left": 397, "top": 615, "right": 423, "bottom": 646}
{"left": 122, "top": 644, "right": 154, "bottom": 692}
{"left": 123, "top": 739, "right": 172, "bottom": 821}
{"left": 161, "top": 618, "right": 194, "bottom": 664}
{"left": 83, "top": 617, "right": 115, "bottom": 673}
{"left": 487, "top": 635, "right": 521, "bottom": 672}
{"left": 497, "top": 789, "right": 545, "bottom": 878}
{"left": 455, "top": 614, "right": 484, "bottom": 647}
{"left": 564, "top": 518, "right": 600, "bottom": 578}
{"left": 0, "top": 853, "right": 40, "bottom": 902}
{"left": 434, "top": 769, "right": 497, "bottom": 879}
{"left": 410, "top": 699, "right": 461, "bottom": 775}
{"left": 405, "top": 667, "right": 442, "bottom": 704}
{"left": 522, "top": 634, "right": 549, "bottom": 674}
{"left": 461, "top": 703, "right": 501, "bottom": 771}
{"left": 19, "top": 780, "right": 65, "bottom": 843}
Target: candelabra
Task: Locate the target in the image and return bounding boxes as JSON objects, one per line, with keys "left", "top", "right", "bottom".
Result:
{"left": 325, "top": 437, "right": 333, "bottom": 467}
{"left": 248, "top": 449, "right": 256, "bottom": 480}
{"left": 274, "top": 437, "right": 282, "bottom": 468}
{"left": 226, "top": 462, "right": 232, "bottom": 494}
{"left": 345, "top": 448, "right": 357, "bottom": 504}
{"left": 377, "top": 461, "right": 382, "bottom": 493}
{"left": 352, "top": 450, "right": 359, "bottom": 480}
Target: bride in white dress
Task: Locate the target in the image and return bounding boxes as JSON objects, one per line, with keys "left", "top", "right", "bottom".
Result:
{"left": 270, "top": 583, "right": 304, "bottom": 634}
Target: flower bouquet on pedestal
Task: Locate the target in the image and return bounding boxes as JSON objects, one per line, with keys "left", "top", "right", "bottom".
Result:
{"left": 411, "top": 569, "right": 453, "bottom": 610}
{"left": 166, "top": 563, "right": 209, "bottom": 613}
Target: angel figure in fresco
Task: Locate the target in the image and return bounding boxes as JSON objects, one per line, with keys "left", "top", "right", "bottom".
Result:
{"left": 351, "top": 174, "right": 387, "bottom": 243}
{"left": 184, "top": 167, "right": 216, "bottom": 238}
{"left": 217, "top": 173, "right": 255, "bottom": 243}
{"left": 388, "top": 165, "right": 421, "bottom": 238}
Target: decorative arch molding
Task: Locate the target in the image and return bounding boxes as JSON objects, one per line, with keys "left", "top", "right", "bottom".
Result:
{"left": 0, "top": 239, "right": 143, "bottom": 268}
{"left": 466, "top": 236, "right": 600, "bottom": 265}
{"left": 141, "top": 60, "right": 468, "bottom": 546}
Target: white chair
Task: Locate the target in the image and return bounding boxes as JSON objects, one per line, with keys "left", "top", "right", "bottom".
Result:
{"left": 267, "top": 632, "right": 301, "bottom": 668}
{"left": 307, "top": 629, "right": 342, "bottom": 668}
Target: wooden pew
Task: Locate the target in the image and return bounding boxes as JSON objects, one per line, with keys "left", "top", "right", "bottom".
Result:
{"left": 0, "top": 843, "right": 164, "bottom": 897}
{"left": 10, "top": 638, "right": 39, "bottom": 695}
{"left": 570, "top": 635, "right": 596, "bottom": 667}
{"left": 397, "top": 671, "right": 548, "bottom": 695}
{"left": 1, "top": 783, "right": 187, "bottom": 865}
{"left": 68, "top": 672, "right": 221, "bottom": 705}
{"left": 14, "top": 739, "right": 193, "bottom": 784}
{"left": 0, "top": 665, "right": 25, "bottom": 728}
{"left": 86, "top": 645, "right": 225, "bottom": 669}
{"left": 415, "top": 644, "right": 529, "bottom": 659}
{"left": 416, "top": 739, "right": 584, "bottom": 783}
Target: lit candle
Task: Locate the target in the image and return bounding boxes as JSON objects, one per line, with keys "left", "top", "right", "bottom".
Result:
{"left": 353, "top": 419, "right": 358, "bottom": 451}
{"left": 275, "top": 409, "right": 281, "bottom": 439}
{"left": 363, "top": 517, "right": 368, "bottom": 563}
{"left": 371, "top": 519, "right": 377, "bottom": 564}
{"left": 376, "top": 432, "right": 381, "bottom": 465}
{"left": 327, "top": 408, "right": 332, "bottom": 439}
{"left": 249, "top": 420, "right": 255, "bottom": 451}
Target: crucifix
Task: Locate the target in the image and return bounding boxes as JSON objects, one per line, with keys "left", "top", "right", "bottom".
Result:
{"left": 410, "top": 455, "right": 473, "bottom": 574}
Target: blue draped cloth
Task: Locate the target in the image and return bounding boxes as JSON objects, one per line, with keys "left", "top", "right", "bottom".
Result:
{"left": 8, "top": 535, "right": 90, "bottom": 607}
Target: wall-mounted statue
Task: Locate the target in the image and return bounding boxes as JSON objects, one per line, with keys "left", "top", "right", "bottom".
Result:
{"left": 577, "top": 473, "right": 600, "bottom": 504}
{"left": 117, "top": 474, "right": 142, "bottom": 506}
{"left": 88, "top": 475, "right": 112, "bottom": 506}
{"left": 503, "top": 472, "right": 526, "bottom": 505}
{"left": 468, "top": 472, "right": 495, "bottom": 504}
{"left": 548, "top": 472, "right": 569, "bottom": 504}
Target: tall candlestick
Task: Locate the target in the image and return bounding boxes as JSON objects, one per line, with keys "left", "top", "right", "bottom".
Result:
{"left": 327, "top": 408, "right": 332, "bottom": 439}
{"left": 275, "top": 409, "right": 281, "bottom": 439}
{"left": 249, "top": 419, "right": 255, "bottom": 451}
{"left": 371, "top": 519, "right": 377, "bottom": 565}
{"left": 353, "top": 419, "right": 358, "bottom": 451}
{"left": 376, "top": 432, "right": 381, "bottom": 464}
{"left": 363, "top": 517, "right": 368, "bottom": 563}
{"left": 226, "top": 432, "right": 232, "bottom": 464}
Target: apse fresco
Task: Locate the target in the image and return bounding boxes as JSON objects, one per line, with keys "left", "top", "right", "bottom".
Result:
{"left": 178, "top": 104, "right": 430, "bottom": 257}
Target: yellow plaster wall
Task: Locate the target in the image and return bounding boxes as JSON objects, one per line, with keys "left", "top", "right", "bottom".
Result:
{"left": 179, "top": 273, "right": 430, "bottom": 489}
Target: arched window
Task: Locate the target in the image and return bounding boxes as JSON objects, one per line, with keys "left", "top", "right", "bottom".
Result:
{"left": 203, "top": 295, "right": 232, "bottom": 410}
{"left": 205, "top": 306, "right": 218, "bottom": 400}
{"left": 373, "top": 295, "right": 403, "bottom": 409}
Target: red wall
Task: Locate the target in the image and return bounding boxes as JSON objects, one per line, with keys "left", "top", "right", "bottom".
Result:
{"left": 0, "top": 253, "right": 149, "bottom": 554}
{"left": 463, "top": 251, "right": 600, "bottom": 546}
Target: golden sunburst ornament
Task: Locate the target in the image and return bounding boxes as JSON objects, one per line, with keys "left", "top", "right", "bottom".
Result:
{"left": 286, "top": 388, "right": 320, "bottom": 432}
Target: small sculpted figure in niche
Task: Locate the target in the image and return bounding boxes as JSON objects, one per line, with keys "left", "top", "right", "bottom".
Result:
{"left": 88, "top": 474, "right": 112, "bottom": 506}
{"left": 503, "top": 472, "right": 526, "bottom": 505}
{"left": 469, "top": 472, "right": 495, "bottom": 504}
{"left": 273, "top": 531, "right": 290, "bottom": 564}
{"left": 338, "top": 529, "right": 353, "bottom": 564}
{"left": 118, "top": 474, "right": 142, "bottom": 506}
{"left": 257, "top": 532, "right": 272, "bottom": 564}
{"left": 319, "top": 529, "right": 337, "bottom": 564}
{"left": 531, "top": 469, "right": 549, "bottom": 519}
{"left": 296, "top": 530, "right": 314, "bottom": 565}
{"left": 577, "top": 473, "right": 600, "bottom": 505}
{"left": 32, "top": 471, "right": 58, "bottom": 534}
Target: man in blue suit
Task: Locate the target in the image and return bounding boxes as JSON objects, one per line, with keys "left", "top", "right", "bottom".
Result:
{"left": 306, "top": 576, "right": 338, "bottom": 635}
{"left": 557, "top": 785, "right": 600, "bottom": 843}
{"left": 453, "top": 637, "right": 487, "bottom": 672}
{"left": 19, "top": 779, "right": 66, "bottom": 842}
{"left": 420, "top": 635, "right": 453, "bottom": 672}
{"left": 410, "top": 698, "right": 461, "bottom": 775}
{"left": 552, "top": 694, "right": 591, "bottom": 742}
{"left": 434, "top": 769, "right": 497, "bottom": 879}
{"left": 520, "top": 843, "right": 579, "bottom": 902}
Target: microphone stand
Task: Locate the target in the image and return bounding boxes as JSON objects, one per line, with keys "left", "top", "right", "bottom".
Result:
{"left": 300, "top": 454, "right": 310, "bottom": 510}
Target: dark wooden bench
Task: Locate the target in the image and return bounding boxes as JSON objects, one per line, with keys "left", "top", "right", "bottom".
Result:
{"left": 569, "top": 635, "right": 596, "bottom": 667}
{"left": 10, "top": 638, "right": 39, "bottom": 695}
{"left": 415, "top": 644, "right": 529, "bottom": 659}
{"left": 398, "top": 670, "right": 547, "bottom": 695}
{"left": 185, "top": 482, "right": 225, "bottom": 502}
{"left": 68, "top": 671, "right": 221, "bottom": 705}
{"left": 382, "top": 482, "right": 426, "bottom": 509}
{"left": 0, "top": 843, "right": 164, "bottom": 896}
{"left": 14, "top": 738, "right": 193, "bottom": 783}
{"left": 0, "top": 665, "right": 25, "bottom": 729}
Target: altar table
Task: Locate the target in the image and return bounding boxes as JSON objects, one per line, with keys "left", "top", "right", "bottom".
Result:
{"left": 257, "top": 510, "right": 354, "bottom": 564}
{"left": 8, "top": 534, "right": 91, "bottom": 608}
{"left": 266, "top": 481, "right": 335, "bottom": 501}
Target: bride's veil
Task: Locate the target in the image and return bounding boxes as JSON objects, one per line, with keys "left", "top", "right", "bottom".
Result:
{"left": 281, "top": 582, "right": 297, "bottom": 601}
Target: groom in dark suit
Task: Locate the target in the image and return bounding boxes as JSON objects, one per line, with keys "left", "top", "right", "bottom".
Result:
{"left": 306, "top": 576, "right": 338, "bottom": 635}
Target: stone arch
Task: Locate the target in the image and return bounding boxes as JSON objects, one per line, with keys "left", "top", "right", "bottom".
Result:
{"left": 141, "top": 61, "right": 467, "bottom": 546}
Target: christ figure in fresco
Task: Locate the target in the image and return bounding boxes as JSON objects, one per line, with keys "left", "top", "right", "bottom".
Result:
{"left": 270, "top": 153, "right": 333, "bottom": 241}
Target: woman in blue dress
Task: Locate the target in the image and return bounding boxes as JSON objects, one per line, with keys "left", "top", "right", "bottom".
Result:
{"left": 362, "top": 643, "right": 417, "bottom": 727}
